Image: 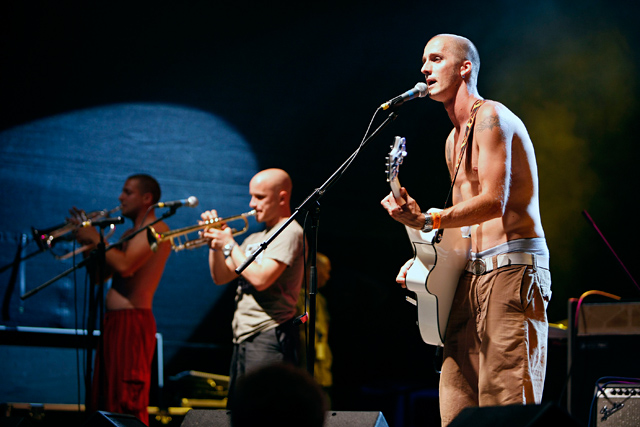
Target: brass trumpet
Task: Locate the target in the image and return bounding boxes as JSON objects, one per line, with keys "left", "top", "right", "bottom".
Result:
{"left": 147, "top": 209, "right": 256, "bottom": 252}
{"left": 31, "top": 206, "right": 122, "bottom": 260}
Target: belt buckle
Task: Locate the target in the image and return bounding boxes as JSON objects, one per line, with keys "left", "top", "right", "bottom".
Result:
{"left": 471, "top": 259, "right": 486, "bottom": 275}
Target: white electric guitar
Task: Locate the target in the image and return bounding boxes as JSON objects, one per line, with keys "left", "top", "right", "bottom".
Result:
{"left": 386, "top": 136, "right": 470, "bottom": 346}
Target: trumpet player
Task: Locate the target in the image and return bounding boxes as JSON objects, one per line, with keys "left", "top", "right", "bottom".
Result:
{"left": 200, "top": 168, "right": 305, "bottom": 405}
{"left": 71, "top": 174, "right": 171, "bottom": 426}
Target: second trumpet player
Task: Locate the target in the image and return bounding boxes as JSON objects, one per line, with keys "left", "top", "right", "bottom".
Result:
{"left": 199, "top": 168, "right": 306, "bottom": 405}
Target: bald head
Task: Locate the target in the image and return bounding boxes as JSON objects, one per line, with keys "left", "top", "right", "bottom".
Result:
{"left": 430, "top": 34, "right": 480, "bottom": 88}
{"left": 252, "top": 168, "right": 292, "bottom": 196}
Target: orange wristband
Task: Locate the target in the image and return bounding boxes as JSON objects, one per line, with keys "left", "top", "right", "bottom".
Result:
{"left": 431, "top": 211, "right": 442, "bottom": 230}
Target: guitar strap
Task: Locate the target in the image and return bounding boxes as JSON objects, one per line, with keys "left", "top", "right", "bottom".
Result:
{"left": 443, "top": 99, "right": 485, "bottom": 209}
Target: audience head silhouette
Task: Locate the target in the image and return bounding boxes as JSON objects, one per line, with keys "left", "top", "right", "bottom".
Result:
{"left": 230, "top": 362, "right": 327, "bottom": 427}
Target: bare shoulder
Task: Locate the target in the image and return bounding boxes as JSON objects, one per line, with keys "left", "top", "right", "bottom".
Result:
{"left": 475, "top": 100, "right": 524, "bottom": 136}
{"left": 145, "top": 218, "right": 170, "bottom": 233}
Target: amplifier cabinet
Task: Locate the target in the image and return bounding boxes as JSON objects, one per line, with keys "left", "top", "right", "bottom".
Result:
{"left": 595, "top": 383, "right": 640, "bottom": 427}
{"left": 567, "top": 299, "right": 640, "bottom": 426}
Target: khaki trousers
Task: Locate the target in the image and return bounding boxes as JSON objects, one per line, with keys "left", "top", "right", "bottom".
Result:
{"left": 439, "top": 264, "right": 552, "bottom": 426}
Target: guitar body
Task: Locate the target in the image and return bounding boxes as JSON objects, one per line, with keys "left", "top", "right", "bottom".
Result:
{"left": 386, "top": 136, "right": 470, "bottom": 347}
{"left": 404, "top": 221, "right": 470, "bottom": 346}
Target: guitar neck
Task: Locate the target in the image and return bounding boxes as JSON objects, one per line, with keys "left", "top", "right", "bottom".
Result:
{"left": 390, "top": 177, "right": 405, "bottom": 206}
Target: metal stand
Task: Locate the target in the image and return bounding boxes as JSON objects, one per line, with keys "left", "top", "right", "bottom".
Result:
{"left": 235, "top": 111, "right": 399, "bottom": 376}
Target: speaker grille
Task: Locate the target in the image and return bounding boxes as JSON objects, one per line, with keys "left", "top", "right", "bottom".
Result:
{"left": 179, "top": 410, "right": 389, "bottom": 427}
{"left": 181, "top": 410, "right": 231, "bottom": 426}
{"left": 83, "top": 411, "right": 147, "bottom": 426}
{"left": 324, "top": 411, "right": 389, "bottom": 427}
{"left": 448, "top": 403, "right": 580, "bottom": 427}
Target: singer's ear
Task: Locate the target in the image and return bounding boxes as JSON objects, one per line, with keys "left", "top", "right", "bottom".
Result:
{"left": 142, "top": 191, "right": 154, "bottom": 206}
{"left": 460, "top": 60, "right": 472, "bottom": 79}
{"left": 278, "top": 189, "right": 287, "bottom": 206}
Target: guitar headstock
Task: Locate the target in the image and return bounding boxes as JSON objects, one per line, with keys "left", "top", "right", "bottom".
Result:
{"left": 386, "top": 136, "right": 407, "bottom": 183}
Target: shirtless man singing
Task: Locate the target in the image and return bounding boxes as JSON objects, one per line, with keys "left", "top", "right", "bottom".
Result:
{"left": 381, "top": 34, "right": 552, "bottom": 426}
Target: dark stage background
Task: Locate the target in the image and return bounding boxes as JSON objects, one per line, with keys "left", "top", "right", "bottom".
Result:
{"left": 1, "top": 1, "right": 639, "bottom": 425}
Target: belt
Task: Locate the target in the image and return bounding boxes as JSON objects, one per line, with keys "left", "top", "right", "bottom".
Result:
{"left": 465, "top": 252, "right": 549, "bottom": 275}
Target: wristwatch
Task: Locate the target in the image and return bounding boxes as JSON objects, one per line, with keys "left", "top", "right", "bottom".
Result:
{"left": 421, "top": 212, "right": 433, "bottom": 233}
{"left": 222, "top": 242, "right": 236, "bottom": 257}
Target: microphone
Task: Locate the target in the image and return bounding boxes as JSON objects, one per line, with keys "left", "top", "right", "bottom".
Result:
{"left": 380, "top": 82, "right": 428, "bottom": 110}
{"left": 155, "top": 196, "right": 199, "bottom": 209}
{"left": 81, "top": 216, "right": 125, "bottom": 228}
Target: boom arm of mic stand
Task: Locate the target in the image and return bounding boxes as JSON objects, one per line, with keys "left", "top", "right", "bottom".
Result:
{"left": 235, "top": 110, "right": 398, "bottom": 378}
{"left": 235, "top": 111, "right": 398, "bottom": 275}
{"left": 20, "top": 209, "right": 178, "bottom": 300}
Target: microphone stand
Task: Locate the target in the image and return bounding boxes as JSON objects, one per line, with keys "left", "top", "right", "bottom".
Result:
{"left": 86, "top": 223, "right": 107, "bottom": 415}
{"left": 235, "top": 110, "right": 399, "bottom": 376}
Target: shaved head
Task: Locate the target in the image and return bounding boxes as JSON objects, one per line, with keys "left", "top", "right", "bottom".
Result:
{"left": 252, "top": 168, "right": 292, "bottom": 196}
{"left": 430, "top": 34, "right": 480, "bottom": 87}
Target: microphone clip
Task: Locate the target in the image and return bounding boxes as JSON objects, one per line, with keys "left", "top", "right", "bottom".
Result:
{"left": 82, "top": 216, "right": 125, "bottom": 228}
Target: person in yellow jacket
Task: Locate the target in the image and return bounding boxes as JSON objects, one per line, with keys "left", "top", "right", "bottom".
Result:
{"left": 297, "top": 252, "right": 333, "bottom": 404}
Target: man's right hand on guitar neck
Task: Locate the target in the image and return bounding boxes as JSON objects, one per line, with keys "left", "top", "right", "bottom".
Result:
{"left": 381, "top": 187, "right": 425, "bottom": 230}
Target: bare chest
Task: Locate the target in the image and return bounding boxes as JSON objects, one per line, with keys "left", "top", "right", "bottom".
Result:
{"left": 450, "top": 131, "right": 480, "bottom": 185}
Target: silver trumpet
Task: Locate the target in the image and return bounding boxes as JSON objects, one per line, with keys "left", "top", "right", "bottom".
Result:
{"left": 32, "top": 206, "right": 121, "bottom": 260}
{"left": 147, "top": 210, "right": 256, "bottom": 252}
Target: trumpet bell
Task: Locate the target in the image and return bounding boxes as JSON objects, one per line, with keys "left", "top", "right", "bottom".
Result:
{"left": 31, "top": 206, "right": 121, "bottom": 259}
{"left": 32, "top": 224, "right": 73, "bottom": 251}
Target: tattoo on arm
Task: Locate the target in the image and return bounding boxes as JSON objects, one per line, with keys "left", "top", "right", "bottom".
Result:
{"left": 476, "top": 114, "right": 507, "bottom": 139}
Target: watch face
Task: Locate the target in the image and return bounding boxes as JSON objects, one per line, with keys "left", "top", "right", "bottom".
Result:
{"left": 422, "top": 213, "right": 433, "bottom": 232}
{"left": 223, "top": 242, "right": 235, "bottom": 257}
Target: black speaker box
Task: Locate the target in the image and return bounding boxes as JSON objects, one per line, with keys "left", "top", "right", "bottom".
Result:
{"left": 180, "top": 410, "right": 389, "bottom": 427}
{"left": 324, "top": 412, "right": 388, "bottom": 427}
{"left": 0, "top": 403, "right": 85, "bottom": 427}
{"left": 0, "top": 418, "right": 26, "bottom": 427}
{"left": 180, "top": 410, "right": 230, "bottom": 427}
{"left": 447, "top": 403, "right": 583, "bottom": 427}
{"left": 83, "top": 411, "right": 147, "bottom": 426}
